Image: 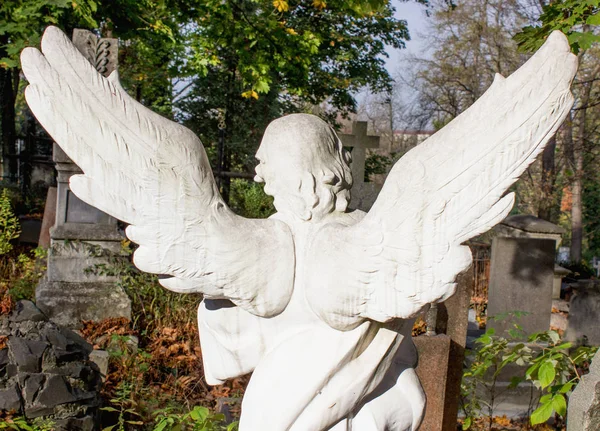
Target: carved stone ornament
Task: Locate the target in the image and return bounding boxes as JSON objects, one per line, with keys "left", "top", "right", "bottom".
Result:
{"left": 21, "top": 27, "right": 577, "bottom": 431}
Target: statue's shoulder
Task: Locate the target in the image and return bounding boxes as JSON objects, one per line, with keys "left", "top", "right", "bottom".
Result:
{"left": 326, "top": 208, "right": 366, "bottom": 227}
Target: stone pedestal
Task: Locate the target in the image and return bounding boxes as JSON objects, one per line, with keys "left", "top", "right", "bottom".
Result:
{"left": 487, "top": 237, "right": 555, "bottom": 337}
{"left": 35, "top": 30, "right": 130, "bottom": 328}
{"left": 414, "top": 335, "right": 452, "bottom": 431}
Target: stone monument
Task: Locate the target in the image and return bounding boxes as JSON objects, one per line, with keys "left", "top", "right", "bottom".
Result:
{"left": 487, "top": 237, "right": 556, "bottom": 336}
{"left": 35, "top": 29, "right": 130, "bottom": 328}
{"left": 21, "top": 27, "right": 577, "bottom": 430}
{"left": 487, "top": 214, "right": 565, "bottom": 337}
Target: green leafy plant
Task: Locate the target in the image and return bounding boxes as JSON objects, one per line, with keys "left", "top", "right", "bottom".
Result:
{"left": 229, "top": 179, "right": 275, "bottom": 219}
{"left": 525, "top": 331, "right": 597, "bottom": 425}
{"left": 101, "top": 381, "right": 144, "bottom": 431}
{"left": 0, "top": 189, "right": 21, "bottom": 256}
{"left": 364, "top": 152, "right": 395, "bottom": 182}
{"left": 461, "top": 313, "right": 598, "bottom": 429}
{"left": 7, "top": 246, "right": 47, "bottom": 302}
{"left": 461, "top": 313, "right": 534, "bottom": 431}
{"left": 0, "top": 417, "right": 54, "bottom": 430}
{"left": 153, "top": 406, "right": 237, "bottom": 431}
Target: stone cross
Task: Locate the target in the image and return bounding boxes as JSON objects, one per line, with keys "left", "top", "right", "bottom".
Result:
{"left": 339, "top": 121, "right": 380, "bottom": 184}
{"left": 339, "top": 121, "right": 381, "bottom": 211}
{"left": 35, "top": 29, "right": 130, "bottom": 328}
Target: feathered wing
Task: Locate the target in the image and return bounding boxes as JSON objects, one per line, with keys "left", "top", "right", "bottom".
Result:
{"left": 21, "top": 26, "right": 294, "bottom": 317}
{"left": 306, "top": 31, "right": 577, "bottom": 331}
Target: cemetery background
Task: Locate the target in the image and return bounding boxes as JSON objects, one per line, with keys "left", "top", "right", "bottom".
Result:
{"left": 1, "top": 0, "right": 600, "bottom": 430}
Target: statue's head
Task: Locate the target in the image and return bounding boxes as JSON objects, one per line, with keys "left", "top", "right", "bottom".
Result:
{"left": 254, "top": 114, "right": 353, "bottom": 221}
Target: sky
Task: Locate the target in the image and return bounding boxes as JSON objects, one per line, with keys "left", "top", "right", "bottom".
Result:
{"left": 354, "top": 1, "right": 432, "bottom": 122}
{"left": 385, "top": 1, "right": 431, "bottom": 73}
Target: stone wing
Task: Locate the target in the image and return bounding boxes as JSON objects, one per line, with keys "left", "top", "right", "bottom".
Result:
{"left": 21, "top": 26, "right": 294, "bottom": 318}
{"left": 306, "top": 31, "right": 577, "bottom": 331}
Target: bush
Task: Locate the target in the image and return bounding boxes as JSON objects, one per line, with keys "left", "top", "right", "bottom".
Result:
{"left": 229, "top": 179, "right": 274, "bottom": 219}
{"left": 0, "top": 189, "right": 21, "bottom": 256}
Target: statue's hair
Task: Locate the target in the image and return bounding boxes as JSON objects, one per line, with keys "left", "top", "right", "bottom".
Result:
{"left": 261, "top": 114, "right": 353, "bottom": 221}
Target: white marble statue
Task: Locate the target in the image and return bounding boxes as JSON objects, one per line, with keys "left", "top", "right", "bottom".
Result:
{"left": 21, "top": 27, "right": 576, "bottom": 431}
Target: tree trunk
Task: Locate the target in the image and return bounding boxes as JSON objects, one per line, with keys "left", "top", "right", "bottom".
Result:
{"left": 566, "top": 57, "right": 599, "bottom": 263}
{"left": 538, "top": 135, "right": 556, "bottom": 222}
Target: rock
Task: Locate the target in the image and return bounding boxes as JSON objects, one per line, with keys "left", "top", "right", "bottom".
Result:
{"left": 36, "top": 375, "right": 78, "bottom": 407}
{"left": 0, "top": 383, "right": 22, "bottom": 411}
{"left": 20, "top": 374, "right": 45, "bottom": 404}
{"left": 9, "top": 300, "right": 47, "bottom": 323}
{"left": 0, "top": 301, "right": 101, "bottom": 424}
{"left": 0, "top": 349, "right": 9, "bottom": 366}
{"left": 41, "top": 326, "right": 69, "bottom": 350}
{"left": 89, "top": 350, "right": 109, "bottom": 380}
{"left": 8, "top": 337, "right": 48, "bottom": 373}
{"left": 54, "top": 415, "right": 95, "bottom": 431}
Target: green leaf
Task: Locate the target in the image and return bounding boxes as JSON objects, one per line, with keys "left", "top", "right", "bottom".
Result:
{"left": 509, "top": 376, "right": 523, "bottom": 389}
{"left": 100, "top": 407, "right": 120, "bottom": 412}
{"left": 190, "top": 406, "right": 209, "bottom": 421}
{"left": 462, "top": 417, "right": 472, "bottom": 430}
{"left": 539, "top": 361, "right": 556, "bottom": 389}
{"left": 548, "top": 330, "right": 560, "bottom": 344}
{"left": 560, "top": 382, "right": 574, "bottom": 393}
{"left": 552, "top": 393, "right": 567, "bottom": 417}
{"left": 586, "top": 13, "right": 600, "bottom": 25}
{"left": 531, "top": 400, "right": 554, "bottom": 425}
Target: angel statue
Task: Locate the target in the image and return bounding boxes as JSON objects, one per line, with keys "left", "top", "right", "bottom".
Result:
{"left": 21, "top": 26, "right": 576, "bottom": 431}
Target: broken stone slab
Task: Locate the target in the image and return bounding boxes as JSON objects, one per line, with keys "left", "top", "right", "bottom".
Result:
{"left": 8, "top": 337, "right": 49, "bottom": 373}
{"left": 0, "top": 383, "right": 21, "bottom": 411}
{"left": 0, "top": 300, "right": 102, "bottom": 423}
{"left": 36, "top": 280, "right": 131, "bottom": 328}
{"left": 9, "top": 300, "right": 48, "bottom": 323}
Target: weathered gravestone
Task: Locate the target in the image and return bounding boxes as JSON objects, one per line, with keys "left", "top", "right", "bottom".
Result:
{"left": 488, "top": 235, "right": 556, "bottom": 337}
{"left": 565, "top": 280, "right": 600, "bottom": 346}
{"left": 35, "top": 29, "right": 130, "bottom": 328}
{"left": 485, "top": 218, "right": 561, "bottom": 418}
{"left": 339, "top": 121, "right": 381, "bottom": 211}
{"left": 567, "top": 350, "right": 600, "bottom": 431}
